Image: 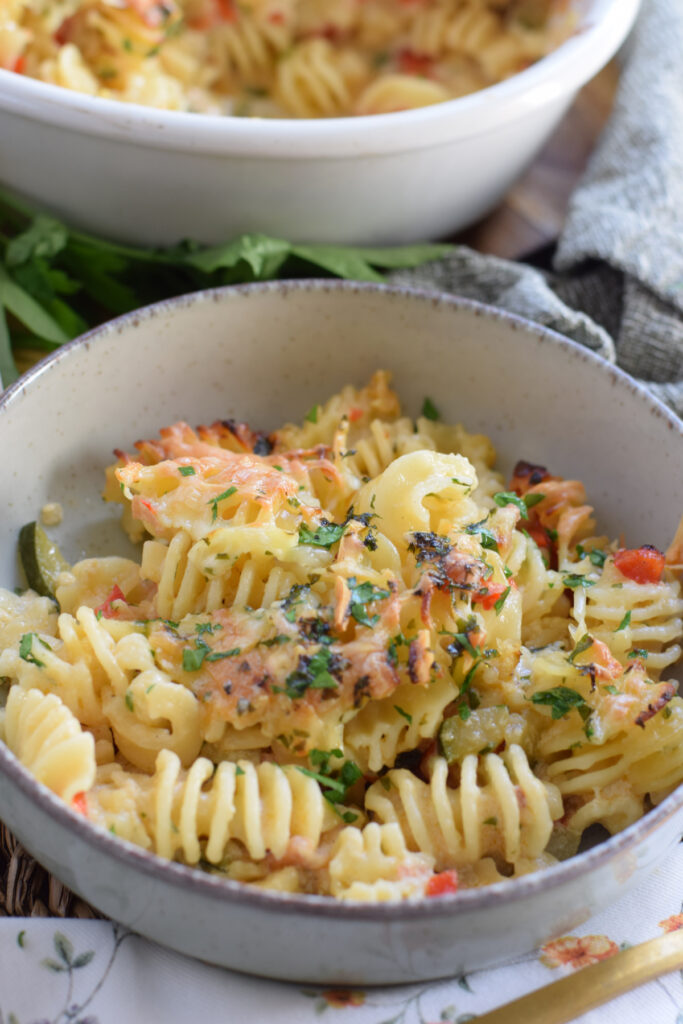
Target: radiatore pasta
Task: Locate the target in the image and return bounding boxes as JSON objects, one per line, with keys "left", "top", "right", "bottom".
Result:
{"left": 1, "top": 0, "right": 572, "bottom": 118}
{"left": 0, "top": 370, "right": 682, "bottom": 902}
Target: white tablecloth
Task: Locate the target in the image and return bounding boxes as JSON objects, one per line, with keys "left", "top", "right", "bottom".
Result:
{"left": 1, "top": 845, "right": 681, "bottom": 1024}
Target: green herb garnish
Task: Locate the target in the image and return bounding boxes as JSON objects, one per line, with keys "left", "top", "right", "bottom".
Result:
{"left": 615, "top": 611, "right": 631, "bottom": 632}
{"left": 298, "top": 520, "right": 346, "bottom": 548}
{"left": 207, "top": 485, "right": 237, "bottom": 523}
{"left": 530, "top": 686, "right": 590, "bottom": 721}
{"left": 347, "top": 577, "right": 390, "bottom": 627}
{"left": 421, "top": 397, "right": 440, "bottom": 421}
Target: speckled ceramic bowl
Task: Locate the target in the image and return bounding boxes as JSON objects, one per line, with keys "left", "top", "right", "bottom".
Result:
{"left": 0, "top": 281, "right": 681, "bottom": 985}
{"left": 0, "top": 0, "right": 640, "bottom": 245}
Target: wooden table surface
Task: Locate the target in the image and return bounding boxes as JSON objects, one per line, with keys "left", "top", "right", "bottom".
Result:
{"left": 457, "top": 61, "right": 620, "bottom": 260}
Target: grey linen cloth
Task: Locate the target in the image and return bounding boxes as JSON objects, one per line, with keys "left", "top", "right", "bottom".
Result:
{"left": 389, "top": 0, "right": 683, "bottom": 419}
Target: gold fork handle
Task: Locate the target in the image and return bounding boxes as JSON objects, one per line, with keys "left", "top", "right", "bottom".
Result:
{"left": 473, "top": 929, "right": 683, "bottom": 1024}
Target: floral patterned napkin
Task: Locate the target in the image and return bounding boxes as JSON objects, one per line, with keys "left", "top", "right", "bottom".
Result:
{"left": 1, "top": 844, "right": 681, "bottom": 1024}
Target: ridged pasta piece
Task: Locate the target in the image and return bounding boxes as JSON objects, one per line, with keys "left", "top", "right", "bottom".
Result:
{"left": 275, "top": 39, "right": 369, "bottom": 118}
{"left": 408, "top": 0, "right": 549, "bottom": 78}
{"left": 328, "top": 822, "right": 435, "bottom": 901}
{"left": 0, "top": 606, "right": 202, "bottom": 771}
{"left": 545, "top": 696, "right": 683, "bottom": 823}
{"left": 515, "top": 538, "right": 570, "bottom": 647}
{"left": 1, "top": 687, "right": 95, "bottom": 802}
{"left": 86, "top": 749, "right": 340, "bottom": 864}
{"left": 572, "top": 559, "right": 683, "bottom": 675}
{"left": 355, "top": 74, "right": 450, "bottom": 115}
{"left": 366, "top": 745, "right": 562, "bottom": 870}
{"left": 274, "top": 370, "right": 400, "bottom": 451}
{"left": 210, "top": 14, "right": 291, "bottom": 85}
{"left": 344, "top": 675, "right": 458, "bottom": 773}
{"left": 141, "top": 532, "right": 309, "bottom": 619}
{"left": 337, "top": 417, "right": 436, "bottom": 484}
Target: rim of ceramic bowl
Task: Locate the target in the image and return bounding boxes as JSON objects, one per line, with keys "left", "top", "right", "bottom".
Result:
{"left": 0, "top": 278, "right": 681, "bottom": 921}
{"left": 0, "top": 0, "right": 640, "bottom": 158}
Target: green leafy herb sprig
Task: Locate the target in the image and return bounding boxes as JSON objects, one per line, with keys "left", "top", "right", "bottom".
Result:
{"left": 0, "top": 187, "right": 451, "bottom": 386}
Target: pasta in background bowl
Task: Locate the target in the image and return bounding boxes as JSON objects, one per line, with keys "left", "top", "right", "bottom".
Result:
{"left": 0, "top": 281, "right": 680, "bottom": 984}
{"left": 3, "top": 0, "right": 573, "bottom": 119}
{"left": 0, "top": 0, "right": 639, "bottom": 245}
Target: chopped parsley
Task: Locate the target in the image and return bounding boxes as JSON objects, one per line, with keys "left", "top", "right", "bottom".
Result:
{"left": 494, "top": 586, "right": 511, "bottom": 614}
{"left": 530, "top": 686, "right": 590, "bottom": 721}
{"left": 297, "top": 754, "right": 362, "bottom": 810}
{"left": 207, "top": 485, "right": 237, "bottom": 523}
{"left": 628, "top": 648, "right": 649, "bottom": 659}
{"left": 182, "top": 643, "right": 209, "bottom": 672}
{"left": 562, "top": 574, "right": 596, "bottom": 589}
{"left": 458, "top": 705, "right": 471, "bottom": 722}
{"left": 615, "top": 611, "right": 632, "bottom": 632}
{"left": 125, "top": 691, "right": 134, "bottom": 712}
{"left": 282, "top": 583, "right": 311, "bottom": 623}
{"left": 276, "top": 647, "right": 340, "bottom": 699}
{"left": 604, "top": 685, "right": 619, "bottom": 695}
{"left": 407, "top": 531, "right": 451, "bottom": 564}
{"left": 465, "top": 517, "right": 499, "bottom": 552}
{"left": 493, "top": 491, "right": 545, "bottom": 518}
{"left": 305, "top": 404, "right": 319, "bottom": 424}
{"left": 195, "top": 622, "right": 222, "bottom": 636}
{"left": 259, "top": 634, "right": 291, "bottom": 647}
{"left": 178, "top": 466, "right": 196, "bottom": 477}
{"left": 347, "top": 577, "right": 390, "bottom": 627}
{"left": 18, "top": 632, "right": 49, "bottom": 668}
{"left": 421, "top": 396, "right": 440, "bottom": 421}
{"left": 577, "top": 544, "right": 607, "bottom": 568}
{"left": 567, "top": 634, "right": 594, "bottom": 664}
{"left": 206, "top": 648, "right": 241, "bottom": 661}
{"left": 298, "top": 520, "right": 346, "bottom": 548}
{"left": 393, "top": 705, "right": 413, "bottom": 725}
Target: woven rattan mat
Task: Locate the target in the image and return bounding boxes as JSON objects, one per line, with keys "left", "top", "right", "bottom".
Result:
{"left": 0, "top": 822, "right": 100, "bottom": 919}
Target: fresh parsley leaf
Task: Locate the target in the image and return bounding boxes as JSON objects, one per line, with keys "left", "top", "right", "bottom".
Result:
{"left": 567, "top": 634, "right": 594, "bottom": 664}
{"left": 207, "top": 485, "right": 237, "bottom": 522}
{"left": 493, "top": 491, "right": 528, "bottom": 517}
{"left": 615, "top": 611, "right": 631, "bottom": 632}
{"left": 421, "top": 397, "right": 440, "bottom": 421}
{"left": 298, "top": 520, "right": 346, "bottom": 548}
{"left": 178, "top": 466, "right": 196, "bottom": 477}
{"left": 182, "top": 641, "right": 210, "bottom": 671}
{"left": 280, "top": 647, "right": 339, "bottom": 699}
{"left": 259, "top": 634, "right": 291, "bottom": 647}
{"left": 18, "top": 632, "right": 47, "bottom": 668}
{"left": 562, "top": 574, "right": 596, "bottom": 589}
{"left": 347, "top": 577, "right": 390, "bottom": 628}
{"left": 531, "top": 686, "right": 590, "bottom": 720}
{"left": 464, "top": 518, "right": 499, "bottom": 552}
{"left": 206, "top": 647, "right": 241, "bottom": 661}
{"left": 393, "top": 705, "right": 413, "bottom": 725}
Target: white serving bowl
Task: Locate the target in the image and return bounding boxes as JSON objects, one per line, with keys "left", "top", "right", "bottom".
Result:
{"left": 0, "top": 281, "right": 681, "bottom": 985}
{"left": 0, "top": 0, "right": 639, "bottom": 246}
